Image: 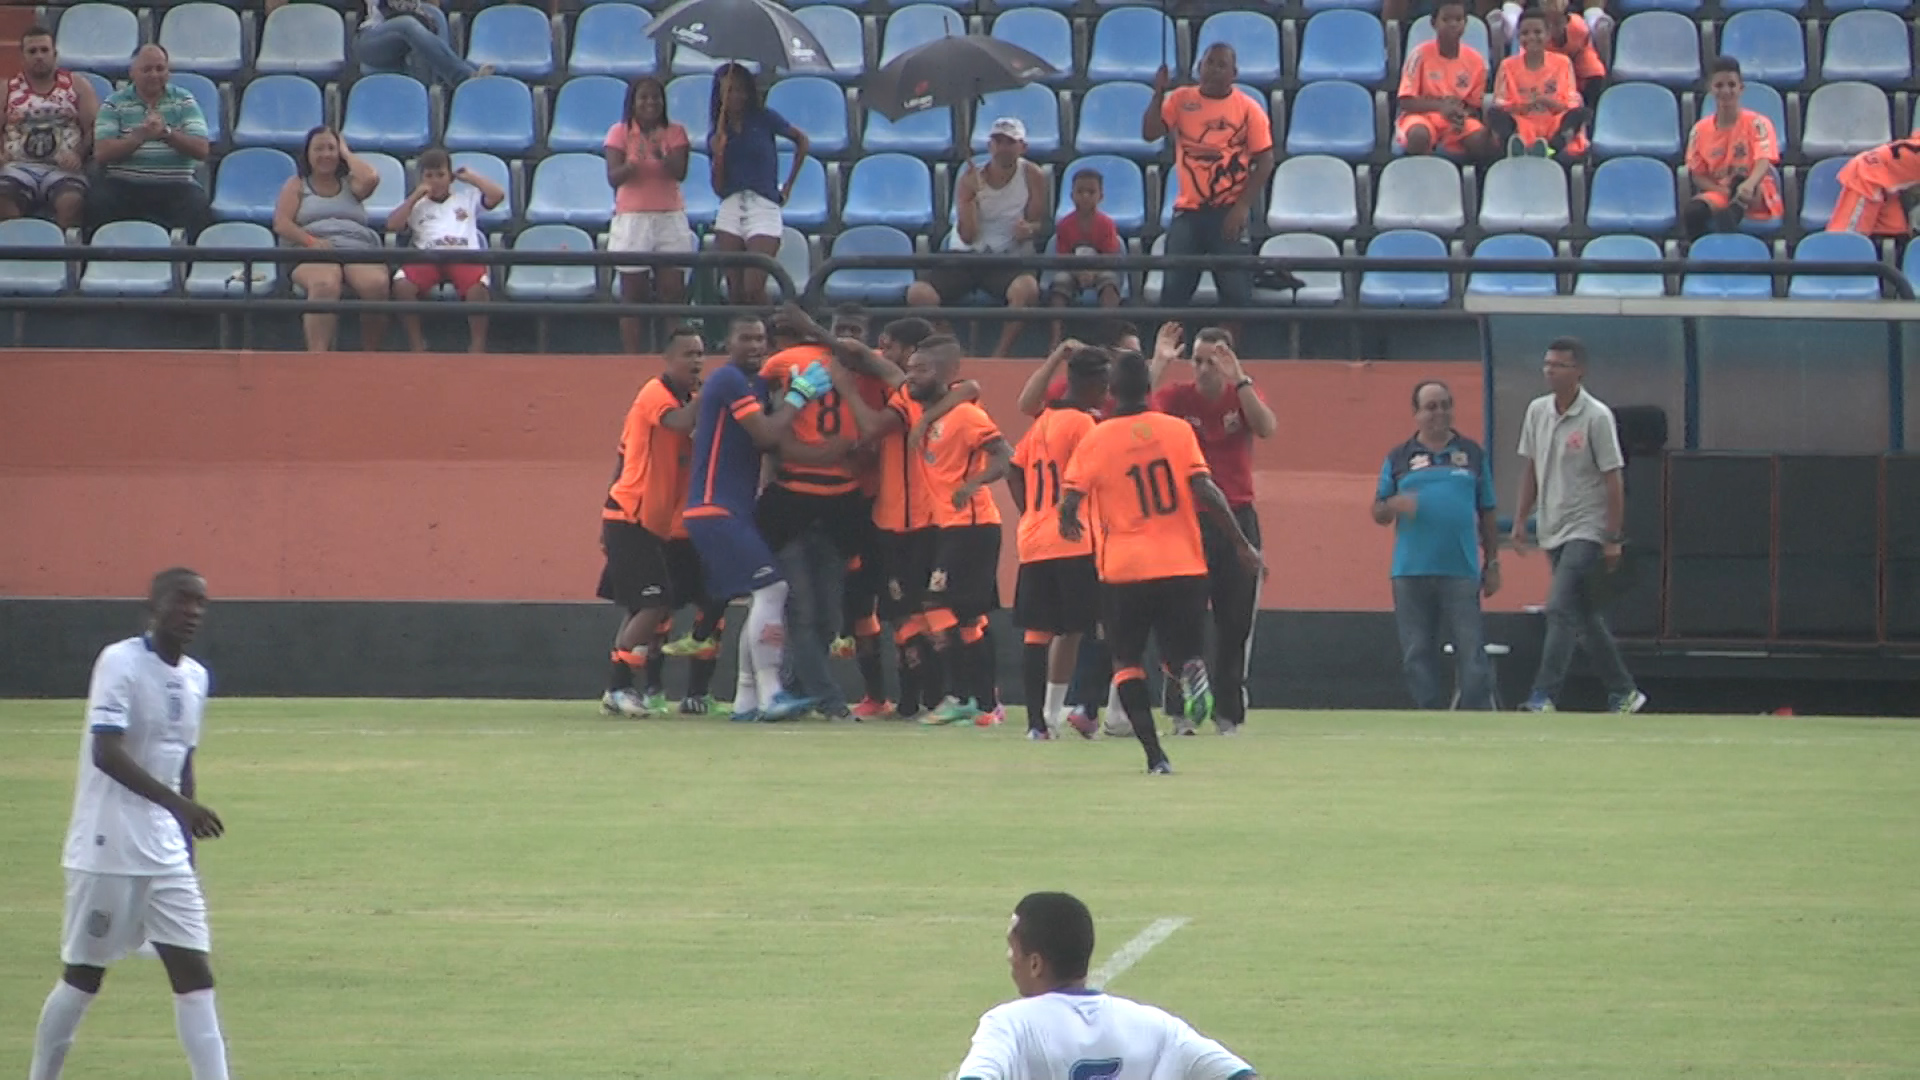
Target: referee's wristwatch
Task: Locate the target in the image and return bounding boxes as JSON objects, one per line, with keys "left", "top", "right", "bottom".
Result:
{"left": 1234, "top": 376, "right": 1256, "bottom": 392}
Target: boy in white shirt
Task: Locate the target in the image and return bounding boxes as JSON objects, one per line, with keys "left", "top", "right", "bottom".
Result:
{"left": 387, "top": 146, "right": 506, "bottom": 353}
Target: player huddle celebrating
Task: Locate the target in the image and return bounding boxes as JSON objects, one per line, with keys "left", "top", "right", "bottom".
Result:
{"left": 595, "top": 308, "right": 1264, "bottom": 775}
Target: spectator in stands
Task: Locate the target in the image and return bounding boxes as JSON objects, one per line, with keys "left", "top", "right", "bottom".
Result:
{"left": 1142, "top": 45, "right": 1274, "bottom": 336}
{"left": 87, "top": 45, "right": 210, "bottom": 238}
{"left": 1682, "top": 57, "right": 1781, "bottom": 240}
{"left": 387, "top": 148, "right": 507, "bottom": 353}
{"left": 709, "top": 63, "right": 808, "bottom": 308}
{"left": 353, "top": 0, "right": 492, "bottom": 88}
{"left": 1396, "top": 0, "right": 1497, "bottom": 161}
{"left": 1826, "top": 138, "right": 1920, "bottom": 242}
{"left": 275, "top": 127, "right": 388, "bottom": 353}
{"left": 1535, "top": 0, "right": 1609, "bottom": 109}
{"left": 1045, "top": 168, "right": 1124, "bottom": 350}
{"left": 1488, "top": 8, "right": 1590, "bottom": 159}
{"left": 0, "top": 25, "right": 97, "bottom": 230}
{"left": 605, "top": 76, "right": 692, "bottom": 355}
{"left": 905, "top": 117, "right": 1047, "bottom": 359}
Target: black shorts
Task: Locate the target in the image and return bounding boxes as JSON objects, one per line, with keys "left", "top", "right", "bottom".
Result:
{"left": 663, "top": 537, "right": 709, "bottom": 609}
{"left": 756, "top": 484, "right": 871, "bottom": 557}
{"left": 919, "top": 264, "right": 1033, "bottom": 305}
{"left": 1014, "top": 555, "right": 1101, "bottom": 636}
{"left": 926, "top": 524, "right": 1002, "bottom": 621}
{"left": 877, "top": 527, "right": 937, "bottom": 621}
{"left": 597, "top": 520, "right": 673, "bottom": 612}
{"left": 1103, "top": 575, "right": 1209, "bottom": 670}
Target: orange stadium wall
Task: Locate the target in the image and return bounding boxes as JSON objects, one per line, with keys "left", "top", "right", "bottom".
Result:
{"left": 0, "top": 349, "right": 1554, "bottom": 610}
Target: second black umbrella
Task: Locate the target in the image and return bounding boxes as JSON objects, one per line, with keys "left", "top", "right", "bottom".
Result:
{"left": 861, "top": 35, "right": 1059, "bottom": 123}
{"left": 645, "top": 0, "right": 835, "bottom": 75}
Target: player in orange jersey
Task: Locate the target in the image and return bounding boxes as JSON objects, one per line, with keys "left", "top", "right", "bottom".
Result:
{"left": 1683, "top": 57, "right": 1782, "bottom": 239}
{"left": 1008, "top": 346, "right": 1110, "bottom": 739}
{"left": 1489, "top": 8, "right": 1590, "bottom": 159}
{"left": 822, "top": 305, "right": 902, "bottom": 717}
{"left": 1059, "top": 351, "right": 1262, "bottom": 773}
{"left": 1828, "top": 137, "right": 1920, "bottom": 239}
{"left": 1396, "top": 0, "right": 1497, "bottom": 160}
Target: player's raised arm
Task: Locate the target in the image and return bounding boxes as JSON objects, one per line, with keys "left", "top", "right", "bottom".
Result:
{"left": 1017, "top": 339, "right": 1076, "bottom": 417}
{"left": 831, "top": 362, "right": 901, "bottom": 443}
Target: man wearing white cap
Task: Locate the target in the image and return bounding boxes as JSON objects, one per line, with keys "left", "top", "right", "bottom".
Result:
{"left": 906, "top": 116, "right": 1048, "bottom": 359}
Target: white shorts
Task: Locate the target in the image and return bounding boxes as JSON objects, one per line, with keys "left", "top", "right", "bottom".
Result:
{"left": 609, "top": 210, "right": 695, "bottom": 274}
{"left": 61, "top": 869, "right": 210, "bottom": 967}
{"left": 713, "top": 190, "right": 783, "bottom": 241}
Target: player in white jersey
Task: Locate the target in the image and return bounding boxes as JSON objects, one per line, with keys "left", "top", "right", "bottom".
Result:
{"left": 29, "top": 568, "right": 233, "bottom": 1080}
{"left": 954, "top": 893, "right": 1259, "bottom": 1080}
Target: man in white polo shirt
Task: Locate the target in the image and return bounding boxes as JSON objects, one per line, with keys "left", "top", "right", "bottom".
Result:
{"left": 1509, "top": 336, "right": 1646, "bottom": 714}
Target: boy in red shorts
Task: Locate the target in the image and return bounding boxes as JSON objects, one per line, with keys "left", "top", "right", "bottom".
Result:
{"left": 387, "top": 147, "right": 506, "bottom": 353}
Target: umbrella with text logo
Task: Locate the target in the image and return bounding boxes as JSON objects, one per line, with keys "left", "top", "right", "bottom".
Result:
{"left": 861, "top": 35, "right": 1059, "bottom": 124}
{"left": 644, "top": 0, "right": 834, "bottom": 75}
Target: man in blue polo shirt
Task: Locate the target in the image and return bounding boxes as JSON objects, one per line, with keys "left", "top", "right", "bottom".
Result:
{"left": 1372, "top": 379, "right": 1501, "bottom": 710}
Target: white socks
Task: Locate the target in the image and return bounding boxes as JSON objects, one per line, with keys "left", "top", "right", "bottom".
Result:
{"left": 30, "top": 981, "right": 94, "bottom": 1080}
{"left": 745, "top": 581, "right": 789, "bottom": 699}
{"left": 174, "top": 989, "right": 230, "bottom": 1080}
{"left": 1043, "top": 682, "right": 1069, "bottom": 727}
{"left": 733, "top": 659, "right": 760, "bottom": 715}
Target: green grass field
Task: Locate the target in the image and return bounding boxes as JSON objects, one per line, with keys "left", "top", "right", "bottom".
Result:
{"left": 2, "top": 701, "right": 1916, "bottom": 1080}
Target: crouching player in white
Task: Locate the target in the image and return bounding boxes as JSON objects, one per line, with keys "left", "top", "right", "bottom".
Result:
{"left": 30, "top": 567, "right": 232, "bottom": 1080}
{"left": 955, "top": 892, "right": 1258, "bottom": 1080}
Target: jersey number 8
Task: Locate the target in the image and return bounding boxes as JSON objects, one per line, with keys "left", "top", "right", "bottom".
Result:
{"left": 814, "top": 390, "right": 843, "bottom": 437}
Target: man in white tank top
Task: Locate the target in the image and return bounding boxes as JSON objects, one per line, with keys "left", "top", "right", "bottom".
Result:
{"left": 0, "top": 26, "right": 98, "bottom": 228}
{"left": 953, "top": 893, "right": 1260, "bottom": 1080}
{"left": 907, "top": 117, "right": 1048, "bottom": 358}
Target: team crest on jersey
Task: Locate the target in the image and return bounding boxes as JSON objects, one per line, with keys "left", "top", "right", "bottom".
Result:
{"left": 928, "top": 569, "right": 949, "bottom": 592}
{"left": 1131, "top": 421, "right": 1155, "bottom": 441}
{"left": 1455, "top": 72, "right": 1471, "bottom": 91}
{"left": 454, "top": 206, "right": 470, "bottom": 221}
{"left": 1223, "top": 411, "right": 1241, "bottom": 434}
{"left": 1544, "top": 78, "right": 1559, "bottom": 94}
{"left": 1450, "top": 449, "right": 1468, "bottom": 468}
{"left": 1731, "top": 143, "right": 1748, "bottom": 162}
{"left": 1566, "top": 430, "right": 1586, "bottom": 451}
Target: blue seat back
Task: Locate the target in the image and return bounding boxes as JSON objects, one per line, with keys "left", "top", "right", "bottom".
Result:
{"left": 1075, "top": 82, "right": 1163, "bottom": 160}
{"left": 992, "top": 10, "right": 1073, "bottom": 82}
{"left": 467, "top": 4, "right": 556, "bottom": 79}
{"left": 1576, "top": 234, "right": 1666, "bottom": 297}
{"left": 1088, "top": 8, "right": 1178, "bottom": 83}
{"left": 1800, "top": 81, "right": 1892, "bottom": 158}
{"left": 1789, "top": 230, "right": 1882, "bottom": 300}
{"left": 1297, "top": 10, "right": 1388, "bottom": 86}
{"left": 843, "top": 153, "right": 934, "bottom": 229}
{"left": 548, "top": 76, "right": 628, "bottom": 153}
{"left": 171, "top": 73, "right": 226, "bottom": 148}
{"left": 1196, "top": 12, "right": 1281, "bottom": 85}
{"left": 1611, "top": 12, "right": 1702, "bottom": 87}
{"left": 256, "top": 3, "right": 347, "bottom": 78}
{"left": 1373, "top": 156, "right": 1464, "bottom": 234}
{"left": 1478, "top": 157, "right": 1571, "bottom": 234}
{"left": 185, "top": 221, "right": 277, "bottom": 297}
{"left": 1468, "top": 233, "right": 1557, "bottom": 296}
{"left": 974, "top": 84, "right": 1061, "bottom": 156}
{"left": 796, "top": 7, "right": 867, "bottom": 81}
{"left": 359, "top": 151, "right": 408, "bottom": 227}
{"left": 82, "top": 220, "right": 174, "bottom": 297}
{"left": 1055, "top": 155, "right": 1144, "bottom": 232}
{"left": 570, "top": 4, "right": 657, "bottom": 78}
{"left": 58, "top": 4, "right": 139, "bottom": 77}
{"left": 0, "top": 218, "right": 69, "bottom": 297}
{"left": 1266, "top": 154, "right": 1358, "bottom": 233}
{"left": 881, "top": 5, "right": 965, "bottom": 66}
{"left": 1360, "top": 228, "right": 1450, "bottom": 308}
{"left": 505, "top": 224, "right": 599, "bottom": 302}
{"left": 823, "top": 225, "right": 915, "bottom": 303}
{"left": 667, "top": 75, "right": 714, "bottom": 150}
{"left": 343, "top": 74, "right": 432, "bottom": 154}
{"left": 159, "top": 3, "right": 244, "bottom": 79}
{"left": 1821, "top": 10, "right": 1912, "bottom": 86}
{"left": 1799, "top": 156, "right": 1847, "bottom": 232}
{"left": 234, "top": 75, "right": 324, "bottom": 152}
{"left": 1591, "top": 82, "right": 1681, "bottom": 159}
{"left": 1586, "top": 156, "right": 1677, "bottom": 232}
{"left": 780, "top": 153, "right": 830, "bottom": 229}
{"left": 210, "top": 147, "right": 297, "bottom": 225}
{"left": 1719, "top": 10, "right": 1806, "bottom": 87}
{"left": 444, "top": 76, "right": 536, "bottom": 155}
{"left": 527, "top": 153, "right": 616, "bottom": 228}
{"left": 1682, "top": 231, "right": 1773, "bottom": 298}
{"left": 768, "top": 77, "right": 850, "bottom": 156}
{"left": 864, "top": 108, "right": 953, "bottom": 155}
{"left": 1286, "top": 81, "right": 1375, "bottom": 161}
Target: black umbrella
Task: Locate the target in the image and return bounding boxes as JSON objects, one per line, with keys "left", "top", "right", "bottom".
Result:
{"left": 862, "top": 35, "right": 1059, "bottom": 123}
{"left": 645, "top": 0, "right": 835, "bottom": 75}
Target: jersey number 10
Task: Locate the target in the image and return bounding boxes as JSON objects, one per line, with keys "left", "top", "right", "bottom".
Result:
{"left": 1126, "top": 459, "right": 1179, "bottom": 518}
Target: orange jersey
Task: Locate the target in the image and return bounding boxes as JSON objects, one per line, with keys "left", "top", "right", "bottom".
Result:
{"left": 1398, "top": 39, "right": 1487, "bottom": 108}
{"left": 851, "top": 370, "right": 892, "bottom": 498}
{"left": 761, "top": 344, "right": 858, "bottom": 497}
{"left": 1495, "top": 51, "right": 1580, "bottom": 116}
{"left": 873, "top": 385, "right": 932, "bottom": 532}
{"left": 603, "top": 375, "right": 693, "bottom": 537}
{"left": 1686, "top": 109, "right": 1782, "bottom": 219}
{"left": 1160, "top": 86, "right": 1274, "bottom": 212}
{"left": 1011, "top": 404, "right": 1097, "bottom": 563}
{"left": 1062, "top": 410, "right": 1212, "bottom": 585}
{"left": 1837, "top": 138, "right": 1920, "bottom": 199}
{"left": 1548, "top": 11, "right": 1605, "bottom": 82}
{"left": 919, "top": 401, "right": 1005, "bottom": 528}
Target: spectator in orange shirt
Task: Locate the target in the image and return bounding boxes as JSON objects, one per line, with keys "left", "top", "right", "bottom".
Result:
{"left": 1683, "top": 57, "right": 1782, "bottom": 240}
{"left": 1489, "top": 8, "right": 1590, "bottom": 159}
{"left": 1396, "top": 0, "right": 1497, "bottom": 161}
{"left": 1530, "top": 0, "right": 1608, "bottom": 108}
{"left": 1828, "top": 137, "right": 1920, "bottom": 240}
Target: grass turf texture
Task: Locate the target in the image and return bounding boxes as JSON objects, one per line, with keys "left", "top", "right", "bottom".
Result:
{"left": 1, "top": 701, "right": 1916, "bottom": 1080}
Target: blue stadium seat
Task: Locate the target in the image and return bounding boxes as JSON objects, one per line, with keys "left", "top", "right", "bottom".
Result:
{"left": 1742, "top": 83, "right": 1788, "bottom": 149}
{"left": 184, "top": 221, "right": 276, "bottom": 298}
{"left": 444, "top": 76, "right": 536, "bottom": 155}
{"left": 1142, "top": 233, "right": 1216, "bottom": 304}
{"left": 1718, "top": 10, "right": 1806, "bottom": 87}
{"left": 991, "top": 10, "right": 1073, "bottom": 83}
{"left": 1591, "top": 83, "right": 1682, "bottom": 160}
{"left": 233, "top": 75, "right": 324, "bottom": 152}
{"left": 1800, "top": 82, "right": 1891, "bottom": 159}
{"left": 1468, "top": 233, "right": 1557, "bottom": 296}
{"left": 974, "top": 84, "right": 1061, "bottom": 157}
{"left": 569, "top": 3, "right": 656, "bottom": 78}
{"left": 1196, "top": 12, "right": 1282, "bottom": 86}
{"left": 1055, "top": 155, "right": 1145, "bottom": 233}
{"left": 1610, "top": 13, "right": 1701, "bottom": 87}
{"left": 768, "top": 77, "right": 850, "bottom": 156}
{"left": 1088, "top": 8, "right": 1179, "bottom": 84}
{"left": 209, "top": 147, "right": 296, "bottom": 225}
{"left": 58, "top": 5, "right": 139, "bottom": 77}
{"left": 158, "top": 4, "right": 244, "bottom": 79}
{"left": 843, "top": 153, "right": 934, "bottom": 229}
{"left": 1405, "top": 15, "right": 1491, "bottom": 69}
{"left": 1373, "top": 156, "right": 1465, "bottom": 235}
{"left": 822, "top": 226, "right": 914, "bottom": 304}
{"left": 75, "top": 71, "right": 114, "bottom": 106}
{"left": 255, "top": 3, "right": 347, "bottom": 78}
{"left": 1075, "top": 83, "right": 1163, "bottom": 160}
{"left": 526, "top": 153, "right": 616, "bottom": 228}
{"left": 1360, "top": 229, "right": 1450, "bottom": 307}
{"left": 0, "top": 218, "right": 69, "bottom": 297}
{"left": 450, "top": 151, "right": 515, "bottom": 230}
{"left": 881, "top": 5, "right": 966, "bottom": 66}
{"left": 359, "top": 152, "right": 408, "bottom": 229}
{"left": 993, "top": 0, "right": 1076, "bottom": 12}
{"left": 1479, "top": 158, "right": 1570, "bottom": 235}
{"left": 466, "top": 3, "right": 556, "bottom": 80}
{"left": 1789, "top": 230, "right": 1881, "bottom": 300}
{"left": 1285, "top": 81, "right": 1375, "bottom": 161}
{"left": 1826, "top": 0, "right": 1909, "bottom": 12}
{"left": 864, "top": 109, "right": 953, "bottom": 155}
{"left": 505, "top": 224, "right": 599, "bottom": 301}
{"left": 1682, "top": 232, "right": 1773, "bottom": 297}
{"left": 681, "top": 152, "right": 719, "bottom": 227}
{"left": 1799, "top": 156, "right": 1846, "bottom": 232}
{"left": 547, "top": 76, "right": 627, "bottom": 153}
{"left": 779, "top": 153, "right": 830, "bottom": 229}
{"left": 1575, "top": 234, "right": 1666, "bottom": 296}
{"left": 754, "top": 227, "right": 812, "bottom": 304}
{"left": 1586, "top": 156, "right": 1678, "bottom": 233}
{"left": 1617, "top": 0, "right": 1701, "bottom": 12}
{"left": 1722, "top": 0, "right": 1804, "bottom": 10}
{"left": 1266, "top": 154, "right": 1358, "bottom": 233}
{"left": 667, "top": 75, "right": 714, "bottom": 152}
{"left": 1305, "top": 0, "right": 1383, "bottom": 12}
{"left": 796, "top": 6, "right": 867, "bottom": 82}
{"left": 1254, "top": 233, "right": 1344, "bottom": 306}
{"left": 1821, "top": 11, "right": 1911, "bottom": 87}
{"left": 81, "top": 221, "right": 173, "bottom": 297}
{"left": 342, "top": 74, "right": 432, "bottom": 154}
{"left": 172, "top": 74, "right": 226, "bottom": 149}
{"left": 1297, "top": 10, "right": 1389, "bottom": 87}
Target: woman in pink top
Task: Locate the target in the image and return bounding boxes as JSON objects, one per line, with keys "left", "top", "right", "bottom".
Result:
{"left": 603, "top": 76, "right": 691, "bottom": 354}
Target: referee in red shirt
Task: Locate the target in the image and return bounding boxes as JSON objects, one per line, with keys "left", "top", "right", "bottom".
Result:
{"left": 1150, "top": 328, "right": 1275, "bottom": 733}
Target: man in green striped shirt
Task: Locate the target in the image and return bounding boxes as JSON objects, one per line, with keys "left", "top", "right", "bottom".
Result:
{"left": 87, "top": 45, "right": 209, "bottom": 238}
